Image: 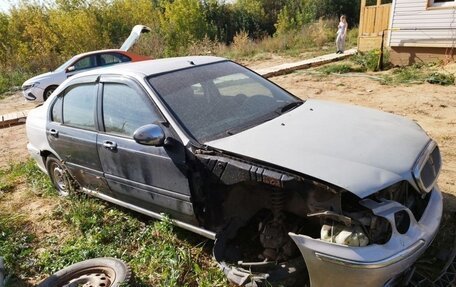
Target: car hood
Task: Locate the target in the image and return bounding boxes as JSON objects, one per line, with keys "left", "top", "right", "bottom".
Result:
{"left": 205, "top": 99, "right": 430, "bottom": 198}
{"left": 120, "top": 24, "right": 151, "bottom": 51}
{"left": 22, "top": 72, "right": 54, "bottom": 86}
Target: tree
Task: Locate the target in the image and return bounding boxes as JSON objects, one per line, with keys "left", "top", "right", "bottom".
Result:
{"left": 159, "top": 0, "right": 212, "bottom": 55}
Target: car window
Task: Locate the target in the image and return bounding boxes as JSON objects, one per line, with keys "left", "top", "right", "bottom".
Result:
{"left": 62, "top": 84, "right": 97, "bottom": 130}
{"left": 72, "top": 55, "right": 96, "bottom": 71}
{"left": 148, "top": 61, "right": 300, "bottom": 142}
{"left": 51, "top": 96, "right": 63, "bottom": 123}
{"left": 102, "top": 83, "right": 160, "bottom": 137}
{"left": 99, "top": 53, "right": 131, "bottom": 66}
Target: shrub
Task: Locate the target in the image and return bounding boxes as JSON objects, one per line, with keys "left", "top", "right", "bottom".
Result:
{"left": 0, "top": 69, "right": 32, "bottom": 95}
{"left": 318, "top": 63, "right": 364, "bottom": 74}
{"left": 426, "top": 72, "right": 455, "bottom": 86}
{"left": 351, "top": 49, "right": 390, "bottom": 72}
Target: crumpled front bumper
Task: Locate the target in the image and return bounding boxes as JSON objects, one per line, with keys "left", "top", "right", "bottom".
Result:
{"left": 289, "top": 186, "right": 443, "bottom": 287}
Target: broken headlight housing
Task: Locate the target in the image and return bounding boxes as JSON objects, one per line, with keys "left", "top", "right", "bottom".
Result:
{"left": 413, "top": 141, "right": 441, "bottom": 194}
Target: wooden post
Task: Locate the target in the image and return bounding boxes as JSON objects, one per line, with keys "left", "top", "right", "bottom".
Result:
{"left": 358, "top": 0, "right": 367, "bottom": 49}
{"left": 377, "top": 0, "right": 382, "bottom": 6}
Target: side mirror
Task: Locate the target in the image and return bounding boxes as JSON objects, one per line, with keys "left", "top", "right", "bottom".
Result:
{"left": 66, "top": 66, "right": 76, "bottom": 73}
{"left": 133, "top": 124, "right": 165, "bottom": 146}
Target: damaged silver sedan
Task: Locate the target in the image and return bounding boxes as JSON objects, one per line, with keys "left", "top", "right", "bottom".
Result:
{"left": 26, "top": 56, "right": 443, "bottom": 286}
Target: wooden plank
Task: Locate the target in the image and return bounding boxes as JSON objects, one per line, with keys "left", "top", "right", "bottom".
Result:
{"left": 254, "top": 49, "right": 358, "bottom": 78}
{"left": 0, "top": 110, "right": 30, "bottom": 129}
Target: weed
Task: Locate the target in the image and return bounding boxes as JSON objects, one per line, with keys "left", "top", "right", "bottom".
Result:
{"left": 0, "top": 162, "right": 27, "bottom": 194}
{"left": 318, "top": 63, "right": 364, "bottom": 75}
{"left": 426, "top": 72, "right": 455, "bottom": 86}
{"left": 351, "top": 49, "right": 389, "bottom": 72}
{"left": 1, "top": 160, "right": 228, "bottom": 286}
{"left": 379, "top": 62, "right": 455, "bottom": 86}
{"left": 38, "top": 195, "right": 227, "bottom": 286}
{"left": 218, "top": 19, "right": 340, "bottom": 61}
{"left": 0, "top": 213, "right": 35, "bottom": 286}
{"left": 0, "top": 69, "right": 31, "bottom": 95}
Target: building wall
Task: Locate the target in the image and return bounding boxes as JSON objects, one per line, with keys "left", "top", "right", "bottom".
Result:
{"left": 389, "top": 0, "right": 456, "bottom": 48}
{"left": 389, "top": 46, "right": 455, "bottom": 65}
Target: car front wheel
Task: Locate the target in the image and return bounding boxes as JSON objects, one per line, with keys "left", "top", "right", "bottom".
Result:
{"left": 43, "top": 85, "right": 57, "bottom": 101}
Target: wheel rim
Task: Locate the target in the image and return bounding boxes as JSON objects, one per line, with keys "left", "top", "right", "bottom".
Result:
{"left": 50, "top": 162, "right": 69, "bottom": 196}
{"left": 61, "top": 267, "right": 115, "bottom": 287}
{"left": 44, "top": 88, "right": 55, "bottom": 100}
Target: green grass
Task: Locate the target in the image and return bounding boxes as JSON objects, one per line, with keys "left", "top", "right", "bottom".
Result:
{"left": 0, "top": 160, "right": 228, "bottom": 286}
{"left": 350, "top": 49, "right": 390, "bottom": 72}
{"left": 380, "top": 63, "right": 455, "bottom": 86}
{"left": 317, "top": 63, "right": 364, "bottom": 75}
{"left": 0, "top": 213, "right": 35, "bottom": 287}
{"left": 0, "top": 160, "right": 55, "bottom": 196}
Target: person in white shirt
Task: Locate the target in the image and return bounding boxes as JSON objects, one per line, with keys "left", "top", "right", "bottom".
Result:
{"left": 336, "top": 15, "right": 348, "bottom": 54}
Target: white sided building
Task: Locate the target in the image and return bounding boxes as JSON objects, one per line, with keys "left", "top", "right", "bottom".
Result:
{"left": 358, "top": 0, "right": 456, "bottom": 65}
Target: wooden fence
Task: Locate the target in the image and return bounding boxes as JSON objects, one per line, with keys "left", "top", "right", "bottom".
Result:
{"left": 358, "top": 0, "right": 392, "bottom": 51}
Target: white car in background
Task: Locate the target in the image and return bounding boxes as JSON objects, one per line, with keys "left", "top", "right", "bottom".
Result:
{"left": 21, "top": 25, "right": 151, "bottom": 102}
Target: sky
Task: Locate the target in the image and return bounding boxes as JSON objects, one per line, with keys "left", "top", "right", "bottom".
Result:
{"left": 0, "top": 0, "right": 50, "bottom": 13}
{"left": 0, "top": 0, "right": 236, "bottom": 13}
{"left": 0, "top": 0, "right": 14, "bottom": 12}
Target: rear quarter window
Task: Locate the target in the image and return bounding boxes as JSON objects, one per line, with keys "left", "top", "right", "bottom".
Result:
{"left": 62, "top": 84, "right": 97, "bottom": 130}
{"left": 51, "top": 96, "right": 63, "bottom": 123}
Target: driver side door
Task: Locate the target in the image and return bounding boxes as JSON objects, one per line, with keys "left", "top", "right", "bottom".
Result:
{"left": 96, "top": 76, "right": 197, "bottom": 224}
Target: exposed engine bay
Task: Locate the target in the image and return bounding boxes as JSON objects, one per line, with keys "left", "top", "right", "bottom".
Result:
{"left": 194, "top": 153, "right": 431, "bottom": 286}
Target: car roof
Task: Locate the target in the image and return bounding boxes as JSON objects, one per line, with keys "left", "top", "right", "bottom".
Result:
{"left": 76, "top": 56, "right": 227, "bottom": 78}
{"left": 75, "top": 49, "right": 130, "bottom": 57}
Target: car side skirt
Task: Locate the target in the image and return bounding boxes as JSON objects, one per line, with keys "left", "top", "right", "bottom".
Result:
{"left": 81, "top": 187, "right": 216, "bottom": 240}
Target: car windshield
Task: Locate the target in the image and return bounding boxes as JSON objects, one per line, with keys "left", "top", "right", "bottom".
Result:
{"left": 148, "top": 61, "right": 302, "bottom": 142}
{"left": 54, "top": 56, "right": 77, "bottom": 72}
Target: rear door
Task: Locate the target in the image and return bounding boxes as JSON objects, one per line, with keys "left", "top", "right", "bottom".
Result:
{"left": 47, "top": 76, "right": 109, "bottom": 192}
{"left": 96, "top": 76, "right": 196, "bottom": 223}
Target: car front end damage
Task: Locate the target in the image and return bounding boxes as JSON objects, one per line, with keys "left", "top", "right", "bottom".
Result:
{"left": 196, "top": 136, "right": 444, "bottom": 286}
{"left": 289, "top": 185, "right": 442, "bottom": 287}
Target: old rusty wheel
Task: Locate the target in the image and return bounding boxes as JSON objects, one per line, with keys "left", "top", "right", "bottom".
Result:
{"left": 37, "top": 258, "right": 130, "bottom": 287}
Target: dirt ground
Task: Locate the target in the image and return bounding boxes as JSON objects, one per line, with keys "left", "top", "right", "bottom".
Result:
{"left": 0, "top": 92, "right": 38, "bottom": 115}
{"left": 0, "top": 63, "right": 455, "bottom": 211}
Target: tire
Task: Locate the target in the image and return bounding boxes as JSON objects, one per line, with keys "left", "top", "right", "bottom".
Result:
{"left": 43, "top": 85, "right": 57, "bottom": 101}
{"left": 46, "top": 155, "right": 72, "bottom": 196}
{"left": 37, "top": 257, "right": 131, "bottom": 287}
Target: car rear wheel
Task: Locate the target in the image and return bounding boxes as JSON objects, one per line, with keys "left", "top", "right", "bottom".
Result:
{"left": 46, "top": 155, "right": 71, "bottom": 196}
{"left": 37, "top": 257, "right": 131, "bottom": 287}
{"left": 43, "top": 85, "right": 57, "bottom": 101}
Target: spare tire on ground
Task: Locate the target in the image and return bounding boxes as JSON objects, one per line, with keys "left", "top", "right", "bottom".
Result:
{"left": 37, "top": 257, "right": 130, "bottom": 287}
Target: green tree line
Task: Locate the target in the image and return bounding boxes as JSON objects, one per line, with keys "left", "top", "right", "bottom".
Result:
{"left": 0, "top": 0, "right": 359, "bottom": 73}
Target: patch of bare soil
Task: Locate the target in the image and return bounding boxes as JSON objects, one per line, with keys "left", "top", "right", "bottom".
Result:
{"left": 0, "top": 185, "right": 68, "bottom": 243}
{"left": 0, "top": 92, "right": 38, "bottom": 115}
{"left": 0, "top": 125, "right": 30, "bottom": 168}
{"left": 271, "top": 70, "right": 456, "bottom": 211}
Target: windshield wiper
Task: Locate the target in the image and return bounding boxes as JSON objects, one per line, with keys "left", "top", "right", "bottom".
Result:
{"left": 277, "top": 101, "right": 303, "bottom": 114}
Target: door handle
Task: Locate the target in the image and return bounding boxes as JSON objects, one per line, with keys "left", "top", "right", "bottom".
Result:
{"left": 103, "top": 140, "right": 117, "bottom": 151}
{"left": 49, "top": 129, "right": 59, "bottom": 137}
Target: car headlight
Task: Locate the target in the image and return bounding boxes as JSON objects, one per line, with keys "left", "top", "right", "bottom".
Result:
{"left": 22, "top": 82, "right": 40, "bottom": 90}
{"left": 412, "top": 140, "right": 441, "bottom": 193}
